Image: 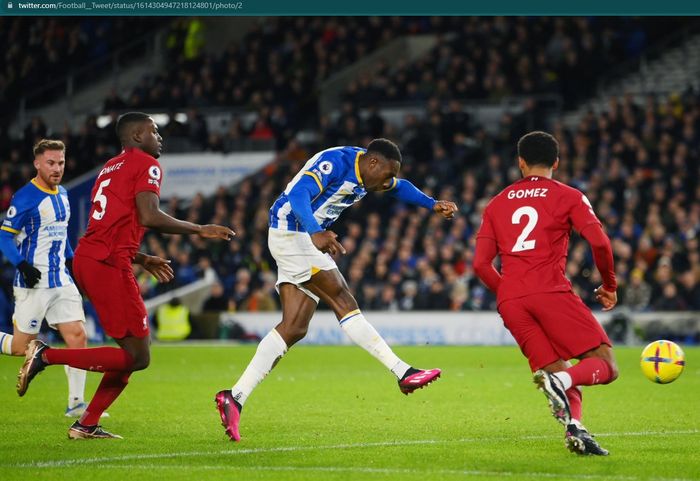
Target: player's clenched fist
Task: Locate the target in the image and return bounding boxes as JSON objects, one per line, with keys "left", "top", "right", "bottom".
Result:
{"left": 311, "top": 230, "right": 347, "bottom": 256}
{"left": 433, "top": 200, "right": 458, "bottom": 219}
{"left": 199, "top": 224, "right": 235, "bottom": 240}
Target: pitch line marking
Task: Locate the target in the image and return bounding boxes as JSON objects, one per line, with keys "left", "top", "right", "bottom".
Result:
{"left": 71, "top": 463, "right": 700, "bottom": 481}
{"left": 9, "top": 429, "right": 699, "bottom": 470}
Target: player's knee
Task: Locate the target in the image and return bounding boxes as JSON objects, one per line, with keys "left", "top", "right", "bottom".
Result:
{"left": 131, "top": 352, "right": 151, "bottom": 371}
{"left": 63, "top": 329, "right": 87, "bottom": 348}
{"left": 605, "top": 359, "right": 619, "bottom": 383}
{"left": 285, "top": 324, "right": 308, "bottom": 345}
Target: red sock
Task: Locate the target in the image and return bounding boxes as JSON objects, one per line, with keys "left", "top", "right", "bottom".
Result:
{"left": 80, "top": 371, "right": 131, "bottom": 426}
{"left": 44, "top": 347, "right": 134, "bottom": 372}
{"left": 566, "top": 387, "right": 582, "bottom": 421}
{"left": 566, "top": 357, "right": 612, "bottom": 386}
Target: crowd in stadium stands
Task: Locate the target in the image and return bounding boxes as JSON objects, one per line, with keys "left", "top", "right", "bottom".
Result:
{"left": 0, "top": 17, "right": 689, "bottom": 190}
{"left": 0, "top": 18, "right": 165, "bottom": 123}
{"left": 342, "top": 17, "right": 668, "bottom": 109}
{"left": 83, "top": 17, "right": 689, "bottom": 154}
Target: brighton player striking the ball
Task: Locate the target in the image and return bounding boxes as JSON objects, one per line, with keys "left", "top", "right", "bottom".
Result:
{"left": 215, "top": 138, "right": 457, "bottom": 441}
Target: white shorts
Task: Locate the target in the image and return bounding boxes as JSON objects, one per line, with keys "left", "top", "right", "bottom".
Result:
{"left": 268, "top": 228, "right": 338, "bottom": 303}
{"left": 13, "top": 284, "right": 85, "bottom": 335}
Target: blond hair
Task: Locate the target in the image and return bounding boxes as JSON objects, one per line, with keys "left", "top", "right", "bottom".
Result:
{"left": 33, "top": 139, "right": 66, "bottom": 157}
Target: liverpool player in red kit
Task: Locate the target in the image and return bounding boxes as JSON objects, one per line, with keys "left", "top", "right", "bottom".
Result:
{"left": 473, "top": 131, "right": 618, "bottom": 456}
{"left": 17, "top": 112, "right": 234, "bottom": 439}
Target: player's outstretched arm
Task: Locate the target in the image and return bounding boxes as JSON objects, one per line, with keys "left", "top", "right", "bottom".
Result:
{"left": 386, "top": 179, "right": 457, "bottom": 218}
{"left": 134, "top": 252, "right": 174, "bottom": 283}
{"left": 136, "top": 191, "right": 234, "bottom": 240}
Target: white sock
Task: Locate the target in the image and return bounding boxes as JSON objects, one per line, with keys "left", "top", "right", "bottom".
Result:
{"left": 0, "top": 332, "right": 13, "bottom": 355}
{"left": 339, "top": 310, "right": 410, "bottom": 379}
{"left": 231, "top": 328, "right": 288, "bottom": 406}
{"left": 65, "top": 366, "right": 86, "bottom": 408}
{"left": 553, "top": 371, "right": 573, "bottom": 391}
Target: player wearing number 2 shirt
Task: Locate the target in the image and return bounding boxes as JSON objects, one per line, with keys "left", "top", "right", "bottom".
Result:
{"left": 17, "top": 113, "right": 234, "bottom": 439}
{"left": 474, "top": 131, "right": 619, "bottom": 456}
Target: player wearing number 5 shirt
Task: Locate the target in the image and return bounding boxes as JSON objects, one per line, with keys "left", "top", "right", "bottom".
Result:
{"left": 474, "top": 131, "right": 619, "bottom": 456}
{"left": 17, "top": 113, "right": 234, "bottom": 439}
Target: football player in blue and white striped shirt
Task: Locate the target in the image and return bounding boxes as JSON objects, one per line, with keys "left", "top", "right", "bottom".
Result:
{"left": 215, "top": 138, "right": 458, "bottom": 441}
{"left": 0, "top": 139, "right": 100, "bottom": 418}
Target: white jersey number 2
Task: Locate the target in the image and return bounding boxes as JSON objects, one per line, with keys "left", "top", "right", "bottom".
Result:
{"left": 511, "top": 206, "right": 538, "bottom": 252}
{"left": 91, "top": 179, "right": 111, "bottom": 220}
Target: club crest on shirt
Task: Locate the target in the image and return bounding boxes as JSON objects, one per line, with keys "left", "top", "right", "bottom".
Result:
{"left": 148, "top": 165, "right": 162, "bottom": 180}
{"left": 318, "top": 161, "right": 333, "bottom": 175}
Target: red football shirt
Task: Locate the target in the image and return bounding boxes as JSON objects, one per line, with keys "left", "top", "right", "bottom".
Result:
{"left": 476, "top": 175, "right": 601, "bottom": 304}
{"left": 75, "top": 147, "right": 162, "bottom": 267}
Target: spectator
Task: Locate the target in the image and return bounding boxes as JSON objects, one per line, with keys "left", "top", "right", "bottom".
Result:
{"left": 623, "top": 269, "right": 652, "bottom": 311}
{"left": 156, "top": 297, "right": 192, "bottom": 341}
{"left": 652, "top": 283, "right": 688, "bottom": 311}
{"left": 202, "top": 282, "right": 232, "bottom": 313}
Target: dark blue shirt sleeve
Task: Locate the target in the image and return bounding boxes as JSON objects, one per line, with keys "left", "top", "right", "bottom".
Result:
{"left": 0, "top": 229, "right": 23, "bottom": 266}
{"left": 385, "top": 179, "right": 436, "bottom": 209}
{"left": 1, "top": 194, "right": 30, "bottom": 266}
{"left": 287, "top": 175, "right": 324, "bottom": 234}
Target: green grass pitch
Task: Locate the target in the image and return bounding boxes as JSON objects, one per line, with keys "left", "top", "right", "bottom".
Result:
{"left": 0, "top": 344, "right": 698, "bottom": 481}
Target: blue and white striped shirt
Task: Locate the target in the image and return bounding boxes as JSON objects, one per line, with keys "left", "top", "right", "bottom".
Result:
{"left": 269, "top": 146, "right": 370, "bottom": 232}
{"left": 1, "top": 179, "right": 74, "bottom": 288}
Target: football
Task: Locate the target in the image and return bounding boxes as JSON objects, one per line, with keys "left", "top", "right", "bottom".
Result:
{"left": 640, "top": 340, "right": 686, "bottom": 384}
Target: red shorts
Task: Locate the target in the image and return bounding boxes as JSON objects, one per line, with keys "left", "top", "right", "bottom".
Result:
{"left": 73, "top": 254, "right": 149, "bottom": 339}
{"left": 498, "top": 291, "right": 611, "bottom": 371}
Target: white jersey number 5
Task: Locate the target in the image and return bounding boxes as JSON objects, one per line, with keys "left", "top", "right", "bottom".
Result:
{"left": 91, "top": 179, "right": 111, "bottom": 220}
{"left": 511, "top": 206, "right": 538, "bottom": 252}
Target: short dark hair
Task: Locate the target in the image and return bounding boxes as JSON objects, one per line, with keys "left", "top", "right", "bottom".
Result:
{"left": 366, "top": 138, "right": 402, "bottom": 163}
{"left": 517, "top": 131, "right": 559, "bottom": 167}
{"left": 116, "top": 112, "right": 152, "bottom": 141}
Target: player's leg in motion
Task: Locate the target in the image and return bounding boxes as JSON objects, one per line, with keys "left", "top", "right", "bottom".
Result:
{"left": 56, "top": 322, "right": 89, "bottom": 417}
{"left": 535, "top": 345, "right": 618, "bottom": 456}
{"left": 546, "top": 345, "right": 618, "bottom": 456}
{"left": 216, "top": 283, "right": 317, "bottom": 441}
{"left": 17, "top": 335, "right": 150, "bottom": 439}
{"left": 305, "top": 269, "right": 441, "bottom": 395}
{"left": 551, "top": 345, "right": 619, "bottom": 391}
